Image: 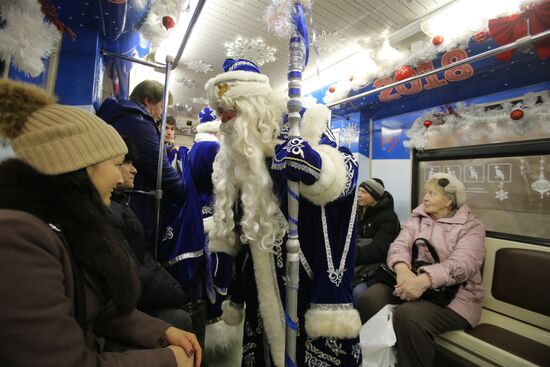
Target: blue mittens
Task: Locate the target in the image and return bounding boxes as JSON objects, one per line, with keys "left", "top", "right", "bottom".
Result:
{"left": 273, "top": 137, "right": 322, "bottom": 185}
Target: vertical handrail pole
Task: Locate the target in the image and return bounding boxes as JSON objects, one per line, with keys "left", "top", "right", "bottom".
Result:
{"left": 284, "top": 12, "right": 305, "bottom": 367}
{"left": 153, "top": 56, "right": 173, "bottom": 260}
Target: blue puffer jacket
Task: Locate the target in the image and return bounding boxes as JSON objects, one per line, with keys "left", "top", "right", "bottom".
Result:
{"left": 97, "top": 97, "right": 185, "bottom": 246}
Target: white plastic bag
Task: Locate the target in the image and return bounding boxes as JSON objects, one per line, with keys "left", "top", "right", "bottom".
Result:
{"left": 360, "top": 304, "right": 398, "bottom": 367}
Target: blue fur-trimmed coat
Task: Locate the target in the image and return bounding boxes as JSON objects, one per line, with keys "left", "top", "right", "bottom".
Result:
{"left": 215, "top": 106, "right": 363, "bottom": 367}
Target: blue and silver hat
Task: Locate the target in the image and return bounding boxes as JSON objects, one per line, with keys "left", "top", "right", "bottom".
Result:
{"left": 205, "top": 58, "right": 272, "bottom": 107}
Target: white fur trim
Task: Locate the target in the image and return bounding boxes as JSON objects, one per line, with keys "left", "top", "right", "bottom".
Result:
{"left": 304, "top": 307, "right": 362, "bottom": 339}
{"left": 249, "top": 245, "right": 285, "bottom": 367}
{"left": 221, "top": 300, "right": 245, "bottom": 325}
{"left": 194, "top": 132, "right": 219, "bottom": 143}
{"left": 209, "top": 240, "right": 241, "bottom": 257}
{"left": 299, "top": 144, "right": 347, "bottom": 205}
{"left": 196, "top": 120, "right": 221, "bottom": 135}
{"left": 205, "top": 71, "right": 272, "bottom": 106}
{"left": 203, "top": 216, "right": 213, "bottom": 234}
{"left": 205, "top": 319, "right": 243, "bottom": 355}
{"left": 300, "top": 104, "right": 331, "bottom": 143}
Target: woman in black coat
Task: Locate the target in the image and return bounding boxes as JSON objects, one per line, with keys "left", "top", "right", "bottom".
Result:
{"left": 0, "top": 80, "right": 200, "bottom": 367}
{"left": 354, "top": 179, "right": 401, "bottom": 302}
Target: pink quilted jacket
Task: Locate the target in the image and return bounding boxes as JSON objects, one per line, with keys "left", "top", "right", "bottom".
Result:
{"left": 387, "top": 203, "right": 486, "bottom": 327}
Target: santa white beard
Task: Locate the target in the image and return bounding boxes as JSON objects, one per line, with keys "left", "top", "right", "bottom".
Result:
{"left": 209, "top": 98, "right": 287, "bottom": 254}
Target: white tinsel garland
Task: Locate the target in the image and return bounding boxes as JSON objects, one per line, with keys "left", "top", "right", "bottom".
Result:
{"left": 322, "top": 0, "right": 546, "bottom": 105}
{"left": 263, "top": 0, "right": 313, "bottom": 39}
{"left": 404, "top": 92, "right": 550, "bottom": 150}
{"left": 139, "top": 0, "right": 187, "bottom": 47}
{"left": 0, "top": 0, "right": 59, "bottom": 77}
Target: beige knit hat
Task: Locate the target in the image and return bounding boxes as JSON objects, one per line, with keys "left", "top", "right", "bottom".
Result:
{"left": 0, "top": 80, "right": 127, "bottom": 175}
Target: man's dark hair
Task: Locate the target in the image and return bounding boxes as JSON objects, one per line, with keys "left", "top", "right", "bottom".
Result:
{"left": 166, "top": 115, "right": 176, "bottom": 127}
{"left": 121, "top": 136, "right": 138, "bottom": 163}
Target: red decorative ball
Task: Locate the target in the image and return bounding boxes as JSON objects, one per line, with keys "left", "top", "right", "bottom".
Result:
{"left": 510, "top": 109, "right": 524, "bottom": 120}
{"left": 475, "top": 31, "right": 489, "bottom": 43}
{"left": 423, "top": 120, "right": 433, "bottom": 128}
{"left": 432, "top": 35, "right": 444, "bottom": 46}
{"left": 162, "top": 16, "right": 175, "bottom": 30}
{"left": 395, "top": 66, "right": 414, "bottom": 81}
{"left": 328, "top": 86, "right": 336, "bottom": 93}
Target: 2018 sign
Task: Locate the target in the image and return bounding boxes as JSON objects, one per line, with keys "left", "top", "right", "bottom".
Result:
{"left": 373, "top": 49, "right": 474, "bottom": 102}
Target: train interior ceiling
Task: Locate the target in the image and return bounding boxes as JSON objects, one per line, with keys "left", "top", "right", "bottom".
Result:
{"left": 1, "top": 0, "right": 550, "bottom": 366}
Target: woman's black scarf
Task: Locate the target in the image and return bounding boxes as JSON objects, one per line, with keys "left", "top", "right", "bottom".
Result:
{"left": 0, "top": 159, "right": 140, "bottom": 312}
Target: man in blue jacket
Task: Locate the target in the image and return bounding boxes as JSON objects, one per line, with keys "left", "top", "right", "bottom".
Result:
{"left": 97, "top": 80, "right": 185, "bottom": 247}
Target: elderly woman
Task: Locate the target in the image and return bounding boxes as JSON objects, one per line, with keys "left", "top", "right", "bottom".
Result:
{"left": 356, "top": 172, "right": 485, "bottom": 367}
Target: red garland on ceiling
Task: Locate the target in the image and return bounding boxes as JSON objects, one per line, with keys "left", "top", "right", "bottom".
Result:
{"left": 488, "top": 0, "right": 550, "bottom": 61}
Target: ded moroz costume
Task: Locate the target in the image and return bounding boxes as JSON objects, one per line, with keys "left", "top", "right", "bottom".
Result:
{"left": 205, "top": 59, "right": 362, "bottom": 367}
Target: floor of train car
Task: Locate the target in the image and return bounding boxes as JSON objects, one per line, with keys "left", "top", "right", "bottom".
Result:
{"left": 203, "top": 343, "right": 475, "bottom": 366}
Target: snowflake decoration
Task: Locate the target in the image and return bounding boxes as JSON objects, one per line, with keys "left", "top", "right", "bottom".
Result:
{"left": 191, "top": 97, "right": 209, "bottom": 105}
{"left": 184, "top": 59, "right": 213, "bottom": 74}
{"left": 225, "top": 36, "right": 276, "bottom": 66}
{"left": 495, "top": 183, "right": 509, "bottom": 201}
{"left": 339, "top": 123, "right": 359, "bottom": 147}
{"left": 317, "top": 30, "right": 345, "bottom": 52}
{"left": 531, "top": 156, "right": 550, "bottom": 199}
{"left": 174, "top": 103, "right": 192, "bottom": 112}
{"left": 174, "top": 77, "right": 198, "bottom": 88}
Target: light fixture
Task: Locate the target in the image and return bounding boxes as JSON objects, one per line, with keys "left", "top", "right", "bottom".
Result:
{"left": 421, "top": 0, "right": 526, "bottom": 39}
{"left": 388, "top": 19, "right": 430, "bottom": 51}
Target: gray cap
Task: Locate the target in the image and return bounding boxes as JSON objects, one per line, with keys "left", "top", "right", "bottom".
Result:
{"left": 359, "top": 178, "right": 385, "bottom": 201}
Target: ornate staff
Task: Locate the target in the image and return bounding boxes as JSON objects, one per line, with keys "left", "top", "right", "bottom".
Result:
{"left": 285, "top": 1, "right": 309, "bottom": 365}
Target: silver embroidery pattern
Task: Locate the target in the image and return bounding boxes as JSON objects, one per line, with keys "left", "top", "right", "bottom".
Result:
{"left": 243, "top": 342, "right": 257, "bottom": 367}
{"left": 256, "top": 308, "right": 264, "bottom": 335}
{"left": 325, "top": 338, "right": 347, "bottom": 356}
{"left": 48, "top": 223, "right": 61, "bottom": 232}
{"left": 305, "top": 338, "right": 341, "bottom": 366}
{"left": 284, "top": 137, "right": 306, "bottom": 158}
{"left": 287, "top": 160, "right": 321, "bottom": 179}
{"left": 305, "top": 353, "right": 330, "bottom": 367}
{"left": 202, "top": 205, "right": 213, "bottom": 216}
{"left": 162, "top": 226, "right": 174, "bottom": 241}
{"left": 213, "top": 285, "right": 228, "bottom": 296}
{"left": 321, "top": 198, "right": 357, "bottom": 287}
{"left": 310, "top": 303, "right": 354, "bottom": 311}
{"left": 299, "top": 248, "right": 314, "bottom": 280}
{"left": 270, "top": 248, "right": 286, "bottom": 333}
{"left": 245, "top": 321, "right": 255, "bottom": 337}
{"left": 279, "top": 119, "right": 290, "bottom": 140}
{"left": 274, "top": 244, "right": 284, "bottom": 268}
{"left": 352, "top": 343, "right": 361, "bottom": 363}
{"left": 341, "top": 153, "right": 357, "bottom": 198}
{"left": 163, "top": 249, "right": 204, "bottom": 267}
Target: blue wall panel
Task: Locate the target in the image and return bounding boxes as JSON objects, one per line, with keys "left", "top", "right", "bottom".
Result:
{"left": 54, "top": 28, "right": 101, "bottom": 106}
